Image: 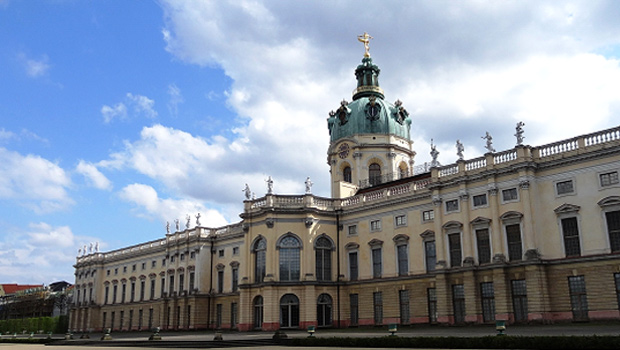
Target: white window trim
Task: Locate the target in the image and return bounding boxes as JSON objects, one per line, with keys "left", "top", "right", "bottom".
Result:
{"left": 471, "top": 218, "right": 493, "bottom": 265}
{"left": 422, "top": 209, "right": 434, "bottom": 223}
{"left": 444, "top": 199, "right": 460, "bottom": 214}
{"left": 370, "top": 219, "right": 382, "bottom": 232}
{"left": 598, "top": 170, "right": 620, "bottom": 190}
{"left": 347, "top": 223, "right": 358, "bottom": 236}
{"left": 471, "top": 193, "right": 489, "bottom": 209}
{"left": 501, "top": 187, "right": 520, "bottom": 204}
{"left": 394, "top": 214, "right": 407, "bottom": 228}
{"left": 554, "top": 178, "right": 576, "bottom": 198}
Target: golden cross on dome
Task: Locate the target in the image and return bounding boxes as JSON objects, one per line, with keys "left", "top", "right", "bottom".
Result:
{"left": 357, "top": 32, "right": 373, "bottom": 57}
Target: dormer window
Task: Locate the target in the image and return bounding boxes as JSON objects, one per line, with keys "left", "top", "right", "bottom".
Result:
{"left": 343, "top": 166, "right": 352, "bottom": 183}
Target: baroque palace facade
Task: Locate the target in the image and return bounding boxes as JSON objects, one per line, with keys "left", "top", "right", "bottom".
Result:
{"left": 71, "top": 47, "right": 620, "bottom": 333}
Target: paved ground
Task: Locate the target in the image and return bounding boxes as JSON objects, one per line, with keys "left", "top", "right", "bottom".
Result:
{"left": 2, "top": 322, "right": 620, "bottom": 349}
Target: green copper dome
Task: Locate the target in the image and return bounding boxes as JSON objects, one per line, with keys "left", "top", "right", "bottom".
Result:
{"left": 327, "top": 57, "right": 412, "bottom": 142}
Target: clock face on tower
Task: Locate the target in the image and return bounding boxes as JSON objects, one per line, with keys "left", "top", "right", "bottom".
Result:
{"left": 338, "top": 143, "right": 350, "bottom": 159}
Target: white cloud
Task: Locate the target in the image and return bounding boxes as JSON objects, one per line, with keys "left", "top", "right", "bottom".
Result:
{"left": 17, "top": 53, "right": 50, "bottom": 78}
{"left": 76, "top": 160, "right": 112, "bottom": 190}
{"left": 102, "top": 93, "right": 157, "bottom": 123}
{"left": 0, "top": 222, "right": 100, "bottom": 283}
{"left": 0, "top": 148, "right": 73, "bottom": 213}
{"left": 167, "top": 83, "right": 184, "bottom": 116}
{"left": 119, "top": 183, "right": 228, "bottom": 228}
{"left": 101, "top": 102, "right": 127, "bottom": 123}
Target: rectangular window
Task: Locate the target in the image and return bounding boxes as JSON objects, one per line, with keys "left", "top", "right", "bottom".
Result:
{"left": 148, "top": 308, "right": 153, "bottom": 329}
{"left": 476, "top": 228, "right": 491, "bottom": 264}
{"left": 373, "top": 292, "right": 383, "bottom": 325}
{"left": 348, "top": 224, "right": 357, "bottom": 235}
{"left": 152, "top": 260, "right": 156, "bottom": 268}
{"left": 568, "top": 275, "right": 589, "bottom": 321}
{"left": 506, "top": 224, "right": 523, "bottom": 261}
{"left": 399, "top": 290, "right": 410, "bottom": 325}
{"left": 452, "top": 284, "right": 465, "bottom": 324}
{"left": 395, "top": 215, "right": 407, "bottom": 227}
{"left": 130, "top": 282, "right": 135, "bottom": 302}
{"left": 217, "top": 270, "right": 224, "bottom": 293}
{"left": 480, "top": 282, "right": 495, "bottom": 322}
{"left": 231, "top": 302, "right": 238, "bottom": 328}
{"left": 561, "top": 217, "right": 581, "bottom": 256}
{"left": 120, "top": 310, "right": 124, "bottom": 330}
{"left": 180, "top": 254, "right": 185, "bottom": 261}
{"left": 113, "top": 285, "right": 117, "bottom": 304}
{"left": 169, "top": 275, "right": 174, "bottom": 295}
{"left": 422, "top": 209, "right": 434, "bottom": 222}
{"left": 139, "top": 281, "right": 145, "bottom": 301}
{"left": 615, "top": 273, "right": 620, "bottom": 310}
{"left": 445, "top": 199, "right": 459, "bottom": 213}
{"left": 218, "top": 249, "right": 225, "bottom": 257}
{"left": 107, "top": 269, "right": 110, "bottom": 276}
{"left": 216, "top": 304, "right": 223, "bottom": 328}
{"left": 104, "top": 286, "right": 109, "bottom": 305}
{"left": 606, "top": 211, "right": 620, "bottom": 252}
{"left": 232, "top": 268, "right": 238, "bottom": 292}
{"left": 473, "top": 194, "right": 488, "bottom": 207}
{"left": 150, "top": 279, "right": 155, "bottom": 299}
{"left": 370, "top": 219, "right": 382, "bottom": 232}
{"left": 161, "top": 277, "right": 165, "bottom": 297}
{"left": 111, "top": 311, "right": 115, "bottom": 331}
{"left": 189, "top": 272, "right": 195, "bottom": 292}
{"left": 190, "top": 251, "right": 196, "bottom": 259}
{"left": 162, "top": 258, "right": 166, "bottom": 266}
{"left": 128, "top": 310, "right": 133, "bottom": 331}
{"left": 372, "top": 248, "right": 382, "bottom": 278}
{"left": 502, "top": 188, "right": 518, "bottom": 202}
{"left": 397, "top": 245, "right": 408, "bottom": 276}
{"left": 600, "top": 171, "right": 619, "bottom": 187}
{"left": 556, "top": 180, "right": 574, "bottom": 195}
{"left": 511, "top": 279, "right": 528, "bottom": 322}
{"left": 448, "top": 233, "right": 462, "bottom": 267}
{"left": 349, "top": 252, "right": 358, "bottom": 281}
{"left": 427, "top": 288, "right": 437, "bottom": 324}
{"left": 232, "top": 247, "right": 239, "bottom": 255}
{"left": 425, "top": 241, "right": 436, "bottom": 272}
{"left": 141, "top": 262, "right": 146, "bottom": 270}
{"left": 350, "top": 294, "right": 359, "bottom": 326}
{"left": 179, "top": 273, "right": 184, "bottom": 293}
{"left": 121, "top": 284, "right": 126, "bottom": 303}
{"left": 103, "top": 312, "right": 107, "bottom": 329}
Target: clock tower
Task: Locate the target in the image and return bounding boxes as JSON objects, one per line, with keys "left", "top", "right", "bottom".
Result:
{"left": 327, "top": 38, "right": 416, "bottom": 198}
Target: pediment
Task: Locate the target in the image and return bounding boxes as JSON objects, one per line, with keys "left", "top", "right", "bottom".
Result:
{"left": 419, "top": 230, "right": 435, "bottom": 240}
{"left": 368, "top": 238, "right": 384, "bottom": 247}
{"left": 554, "top": 203, "right": 581, "bottom": 214}
{"left": 470, "top": 216, "right": 491, "bottom": 226}
{"left": 598, "top": 196, "right": 620, "bottom": 208}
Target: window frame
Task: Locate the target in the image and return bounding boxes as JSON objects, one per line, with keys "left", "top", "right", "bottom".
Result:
{"left": 472, "top": 193, "right": 488, "bottom": 208}
{"left": 445, "top": 199, "right": 459, "bottom": 213}
{"left": 555, "top": 178, "right": 576, "bottom": 197}
{"left": 501, "top": 187, "right": 519, "bottom": 203}
{"left": 394, "top": 214, "right": 407, "bottom": 227}
{"left": 422, "top": 209, "right": 435, "bottom": 222}
{"left": 370, "top": 219, "right": 382, "bottom": 232}
{"left": 600, "top": 171, "right": 620, "bottom": 188}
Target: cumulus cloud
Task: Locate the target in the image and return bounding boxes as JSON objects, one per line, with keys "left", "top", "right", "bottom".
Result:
{"left": 0, "top": 222, "right": 100, "bottom": 283}
{"left": 119, "top": 183, "right": 228, "bottom": 228}
{"left": 102, "top": 93, "right": 157, "bottom": 123}
{"left": 17, "top": 53, "right": 50, "bottom": 78}
{"left": 76, "top": 160, "right": 112, "bottom": 190}
{"left": 0, "top": 148, "right": 73, "bottom": 213}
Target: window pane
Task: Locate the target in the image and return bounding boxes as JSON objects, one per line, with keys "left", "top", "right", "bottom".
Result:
{"left": 397, "top": 245, "right": 408, "bottom": 276}
{"left": 449, "top": 233, "right": 461, "bottom": 267}
{"left": 506, "top": 224, "right": 522, "bottom": 261}
{"left": 476, "top": 228, "right": 491, "bottom": 264}
{"left": 561, "top": 217, "right": 581, "bottom": 256}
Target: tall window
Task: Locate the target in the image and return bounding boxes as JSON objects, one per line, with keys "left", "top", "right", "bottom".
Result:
{"left": 427, "top": 288, "right": 437, "bottom": 324}
{"left": 279, "top": 235, "right": 301, "bottom": 281}
{"left": 130, "top": 281, "right": 135, "bottom": 302}
{"left": 113, "top": 285, "right": 117, "bottom": 304}
{"left": 216, "top": 304, "right": 222, "bottom": 328}
{"left": 280, "top": 294, "right": 300, "bottom": 328}
{"left": 399, "top": 290, "right": 410, "bottom": 325}
{"left": 179, "top": 273, "right": 184, "bottom": 293}
{"left": 189, "top": 272, "right": 195, "bottom": 292}
{"left": 373, "top": 292, "right": 383, "bottom": 325}
{"left": 231, "top": 267, "right": 238, "bottom": 292}
{"left": 140, "top": 280, "right": 145, "bottom": 301}
{"left": 369, "top": 163, "right": 381, "bottom": 186}
{"left": 168, "top": 275, "right": 174, "bottom": 295}
{"left": 104, "top": 286, "right": 109, "bottom": 305}
{"left": 317, "top": 293, "right": 333, "bottom": 327}
{"left": 349, "top": 251, "right": 358, "bottom": 281}
{"left": 476, "top": 228, "right": 491, "bottom": 264}
{"left": 231, "top": 303, "right": 238, "bottom": 328}
{"left": 480, "top": 282, "right": 495, "bottom": 322}
{"left": 350, "top": 294, "right": 359, "bottom": 326}
{"left": 315, "top": 236, "right": 332, "bottom": 281}
{"left": 614, "top": 273, "right": 620, "bottom": 310}
{"left": 506, "top": 224, "right": 523, "bottom": 261}
{"left": 343, "top": 166, "right": 352, "bottom": 183}
{"left": 372, "top": 247, "right": 382, "bottom": 278}
{"left": 511, "top": 279, "right": 528, "bottom": 322}
{"left": 561, "top": 217, "right": 581, "bottom": 256}
{"left": 121, "top": 283, "right": 126, "bottom": 303}
{"left": 448, "top": 233, "right": 462, "bottom": 267}
{"left": 397, "top": 244, "right": 408, "bottom": 276}
{"left": 452, "top": 284, "right": 465, "bottom": 324}
{"left": 217, "top": 270, "right": 224, "bottom": 293}
{"left": 568, "top": 276, "right": 588, "bottom": 321}
{"left": 253, "top": 296, "right": 263, "bottom": 329}
{"left": 160, "top": 277, "right": 165, "bottom": 297}
{"left": 425, "top": 241, "right": 436, "bottom": 272}
{"left": 568, "top": 275, "right": 589, "bottom": 321}
{"left": 253, "top": 238, "right": 266, "bottom": 283}
{"left": 606, "top": 211, "right": 620, "bottom": 252}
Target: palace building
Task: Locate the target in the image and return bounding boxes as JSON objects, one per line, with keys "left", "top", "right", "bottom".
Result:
{"left": 71, "top": 46, "right": 620, "bottom": 333}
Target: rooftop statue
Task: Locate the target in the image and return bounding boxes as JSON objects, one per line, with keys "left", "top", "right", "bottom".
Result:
{"left": 357, "top": 32, "right": 373, "bottom": 58}
{"left": 430, "top": 139, "right": 440, "bottom": 167}
{"left": 456, "top": 139, "right": 465, "bottom": 160}
{"left": 266, "top": 176, "right": 274, "bottom": 194}
{"left": 482, "top": 132, "right": 495, "bottom": 153}
{"left": 243, "top": 184, "right": 251, "bottom": 200}
{"left": 305, "top": 177, "right": 313, "bottom": 194}
{"left": 515, "top": 121, "right": 525, "bottom": 145}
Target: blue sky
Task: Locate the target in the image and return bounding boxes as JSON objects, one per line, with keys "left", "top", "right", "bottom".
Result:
{"left": 1, "top": 0, "right": 620, "bottom": 284}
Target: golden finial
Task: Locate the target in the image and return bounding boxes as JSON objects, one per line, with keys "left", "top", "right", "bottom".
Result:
{"left": 357, "top": 32, "right": 373, "bottom": 58}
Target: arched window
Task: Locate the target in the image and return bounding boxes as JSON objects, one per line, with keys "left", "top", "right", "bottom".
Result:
{"left": 253, "top": 295, "right": 263, "bottom": 329}
{"left": 399, "top": 164, "right": 408, "bottom": 179}
{"left": 343, "top": 166, "right": 352, "bottom": 183}
{"left": 317, "top": 293, "right": 333, "bottom": 327}
{"left": 280, "top": 294, "right": 300, "bottom": 328}
{"left": 369, "top": 163, "right": 381, "bottom": 186}
{"left": 315, "top": 236, "right": 333, "bottom": 281}
{"left": 253, "top": 238, "right": 266, "bottom": 283}
{"left": 278, "top": 235, "right": 301, "bottom": 281}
